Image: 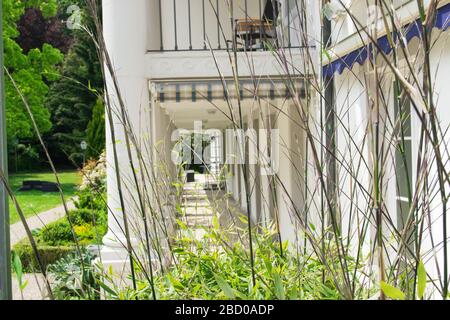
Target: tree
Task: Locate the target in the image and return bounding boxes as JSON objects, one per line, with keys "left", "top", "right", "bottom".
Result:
{"left": 45, "top": 1, "right": 103, "bottom": 166}
{"left": 3, "top": 0, "right": 63, "bottom": 170}
{"left": 86, "top": 98, "right": 105, "bottom": 160}
{"left": 16, "top": 7, "right": 73, "bottom": 54}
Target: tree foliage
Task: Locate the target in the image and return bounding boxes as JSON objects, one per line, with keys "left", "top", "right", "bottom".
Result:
{"left": 86, "top": 98, "right": 105, "bottom": 160}
{"left": 16, "top": 7, "right": 73, "bottom": 54}
{"left": 3, "top": 0, "right": 63, "bottom": 168}
{"left": 45, "top": 1, "right": 104, "bottom": 166}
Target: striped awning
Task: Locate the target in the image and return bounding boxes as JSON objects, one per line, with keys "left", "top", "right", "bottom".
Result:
{"left": 323, "top": 3, "right": 450, "bottom": 77}
{"left": 153, "top": 78, "right": 306, "bottom": 103}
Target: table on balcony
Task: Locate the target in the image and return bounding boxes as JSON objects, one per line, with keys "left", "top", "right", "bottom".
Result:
{"left": 234, "top": 19, "right": 276, "bottom": 51}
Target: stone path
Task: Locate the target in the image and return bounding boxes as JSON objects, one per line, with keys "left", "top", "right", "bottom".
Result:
{"left": 10, "top": 200, "right": 75, "bottom": 300}
{"left": 10, "top": 200, "right": 75, "bottom": 247}
{"left": 180, "top": 174, "right": 246, "bottom": 241}
{"left": 12, "top": 274, "right": 48, "bottom": 300}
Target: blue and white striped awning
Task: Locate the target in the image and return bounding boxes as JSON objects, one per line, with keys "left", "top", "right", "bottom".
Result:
{"left": 154, "top": 78, "right": 306, "bottom": 103}
{"left": 323, "top": 3, "right": 450, "bottom": 77}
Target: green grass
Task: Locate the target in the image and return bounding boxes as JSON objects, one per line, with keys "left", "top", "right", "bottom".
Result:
{"left": 8, "top": 171, "right": 81, "bottom": 225}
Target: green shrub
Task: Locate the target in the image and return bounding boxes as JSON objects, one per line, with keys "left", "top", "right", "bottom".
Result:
{"left": 86, "top": 98, "right": 106, "bottom": 160}
{"left": 12, "top": 240, "right": 74, "bottom": 273}
{"left": 75, "top": 188, "right": 106, "bottom": 213}
{"left": 69, "top": 208, "right": 106, "bottom": 227}
{"left": 40, "top": 220, "right": 74, "bottom": 246}
{"left": 35, "top": 209, "right": 107, "bottom": 248}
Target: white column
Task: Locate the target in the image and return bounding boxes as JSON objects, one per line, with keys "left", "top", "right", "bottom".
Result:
{"left": 247, "top": 111, "right": 258, "bottom": 223}
{"left": 259, "top": 104, "right": 273, "bottom": 227}
{"left": 277, "top": 103, "right": 297, "bottom": 246}
{"left": 101, "top": 0, "right": 150, "bottom": 272}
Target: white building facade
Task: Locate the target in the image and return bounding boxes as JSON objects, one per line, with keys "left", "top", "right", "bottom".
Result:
{"left": 101, "top": 0, "right": 450, "bottom": 298}
{"left": 323, "top": 0, "right": 450, "bottom": 298}
{"left": 101, "top": 0, "right": 320, "bottom": 273}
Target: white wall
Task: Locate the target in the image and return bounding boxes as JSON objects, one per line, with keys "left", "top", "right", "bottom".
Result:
{"left": 424, "top": 29, "right": 450, "bottom": 294}
{"left": 329, "top": 26, "right": 450, "bottom": 297}
{"left": 333, "top": 64, "right": 373, "bottom": 258}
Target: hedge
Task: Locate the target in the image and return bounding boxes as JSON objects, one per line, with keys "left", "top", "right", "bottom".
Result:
{"left": 12, "top": 240, "right": 75, "bottom": 273}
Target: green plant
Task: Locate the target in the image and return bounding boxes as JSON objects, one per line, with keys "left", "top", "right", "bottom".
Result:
{"left": 12, "top": 240, "right": 74, "bottom": 273}
{"left": 11, "top": 251, "right": 28, "bottom": 299}
{"left": 48, "top": 250, "right": 100, "bottom": 300}
{"left": 70, "top": 208, "right": 106, "bottom": 228}
{"left": 3, "top": 0, "right": 62, "bottom": 154}
{"left": 380, "top": 260, "right": 429, "bottom": 300}
{"left": 75, "top": 188, "right": 106, "bottom": 213}
{"left": 40, "top": 220, "right": 74, "bottom": 246}
{"left": 86, "top": 98, "right": 105, "bottom": 160}
{"left": 38, "top": 209, "right": 106, "bottom": 246}
{"left": 101, "top": 222, "right": 348, "bottom": 300}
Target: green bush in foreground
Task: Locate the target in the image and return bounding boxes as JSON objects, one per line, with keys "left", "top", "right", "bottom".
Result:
{"left": 94, "top": 220, "right": 367, "bottom": 301}
{"left": 48, "top": 250, "right": 100, "bottom": 300}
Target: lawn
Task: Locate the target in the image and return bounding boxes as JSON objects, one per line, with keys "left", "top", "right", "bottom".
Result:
{"left": 8, "top": 171, "right": 81, "bottom": 224}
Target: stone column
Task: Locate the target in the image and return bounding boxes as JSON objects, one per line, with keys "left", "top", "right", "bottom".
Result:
{"left": 276, "top": 102, "right": 297, "bottom": 246}
{"left": 247, "top": 110, "right": 258, "bottom": 223}
{"left": 258, "top": 102, "right": 273, "bottom": 227}
{"left": 101, "top": 0, "right": 150, "bottom": 272}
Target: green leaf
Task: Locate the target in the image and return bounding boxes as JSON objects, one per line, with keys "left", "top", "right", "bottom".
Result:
{"left": 176, "top": 219, "right": 188, "bottom": 230}
{"left": 273, "top": 273, "right": 285, "bottom": 300}
{"left": 212, "top": 214, "right": 220, "bottom": 230}
{"left": 214, "top": 274, "right": 235, "bottom": 299}
{"left": 20, "top": 279, "right": 29, "bottom": 291}
{"left": 322, "top": 48, "right": 332, "bottom": 61}
{"left": 98, "top": 280, "right": 117, "bottom": 297}
{"left": 12, "top": 252, "right": 23, "bottom": 287}
{"left": 380, "top": 281, "right": 405, "bottom": 300}
{"left": 168, "top": 274, "right": 185, "bottom": 291}
{"left": 417, "top": 260, "right": 427, "bottom": 299}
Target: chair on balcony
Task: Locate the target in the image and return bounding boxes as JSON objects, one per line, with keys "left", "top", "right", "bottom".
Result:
{"left": 234, "top": 18, "right": 276, "bottom": 51}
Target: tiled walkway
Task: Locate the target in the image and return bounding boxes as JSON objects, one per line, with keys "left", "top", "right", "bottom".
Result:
{"left": 179, "top": 174, "right": 247, "bottom": 241}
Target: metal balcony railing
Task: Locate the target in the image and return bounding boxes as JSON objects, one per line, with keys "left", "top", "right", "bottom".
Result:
{"left": 150, "top": 0, "right": 310, "bottom": 52}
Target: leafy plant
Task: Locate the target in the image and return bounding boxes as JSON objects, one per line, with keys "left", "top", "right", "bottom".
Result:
{"left": 40, "top": 220, "right": 74, "bottom": 246}
{"left": 3, "top": 0, "right": 63, "bottom": 157}
{"left": 113, "top": 224, "right": 349, "bottom": 300}
{"left": 12, "top": 241, "right": 74, "bottom": 273}
{"left": 381, "top": 281, "right": 405, "bottom": 300}
{"left": 86, "top": 98, "right": 105, "bottom": 160}
{"left": 48, "top": 250, "right": 99, "bottom": 300}
{"left": 11, "top": 251, "right": 28, "bottom": 299}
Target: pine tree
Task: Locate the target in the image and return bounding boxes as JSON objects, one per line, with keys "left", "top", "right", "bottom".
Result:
{"left": 45, "top": 1, "right": 103, "bottom": 166}
{"left": 86, "top": 98, "right": 105, "bottom": 160}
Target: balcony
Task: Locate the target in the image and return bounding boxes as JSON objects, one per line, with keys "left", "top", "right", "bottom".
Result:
{"left": 148, "top": 0, "right": 311, "bottom": 52}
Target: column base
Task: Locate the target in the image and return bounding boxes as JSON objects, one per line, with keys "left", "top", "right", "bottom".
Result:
{"left": 94, "top": 233, "right": 171, "bottom": 292}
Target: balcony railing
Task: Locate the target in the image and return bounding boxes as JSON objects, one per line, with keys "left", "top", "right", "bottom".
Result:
{"left": 150, "top": 0, "right": 310, "bottom": 52}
